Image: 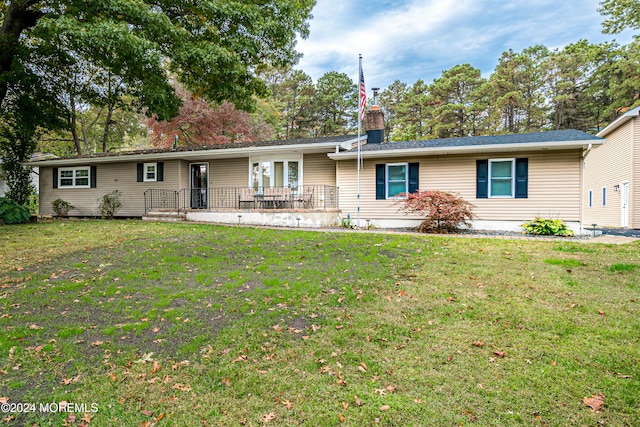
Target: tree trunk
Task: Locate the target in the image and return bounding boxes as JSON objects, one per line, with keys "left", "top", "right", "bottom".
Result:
{"left": 0, "top": 1, "right": 42, "bottom": 108}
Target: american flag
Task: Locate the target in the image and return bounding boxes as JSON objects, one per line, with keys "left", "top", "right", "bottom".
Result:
{"left": 359, "top": 66, "right": 366, "bottom": 120}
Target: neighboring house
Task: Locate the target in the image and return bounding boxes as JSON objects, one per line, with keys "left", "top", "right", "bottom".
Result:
{"left": 31, "top": 107, "right": 611, "bottom": 232}
{"left": 583, "top": 106, "right": 640, "bottom": 229}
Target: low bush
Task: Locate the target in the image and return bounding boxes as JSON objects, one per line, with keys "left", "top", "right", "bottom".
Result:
{"left": 397, "top": 190, "right": 475, "bottom": 233}
{"left": 52, "top": 199, "right": 74, "bottom": 217}
{"left": 522, "top": 217, "right": 574, "bottom": 237}
{"left": 98, "top": 190, "right": 122, "bottom": 218}
{"left": 0, "top": 197, "right": 31, "bottom": 224}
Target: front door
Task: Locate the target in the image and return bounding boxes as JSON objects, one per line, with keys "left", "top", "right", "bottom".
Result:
{"left": 190, "top": 163, "right": 209, "bottom": 209}
{"left": 621, "top": 181, "right": 629, "bottom": 228}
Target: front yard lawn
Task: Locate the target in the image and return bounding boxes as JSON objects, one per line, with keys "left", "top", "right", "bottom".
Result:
{"left": 0, "top": 220, "right": 639, "bottom": 426}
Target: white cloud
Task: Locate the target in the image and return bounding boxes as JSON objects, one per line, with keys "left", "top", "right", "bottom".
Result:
{"left": 296, "top": 0, "right": 635, "bottom": 90}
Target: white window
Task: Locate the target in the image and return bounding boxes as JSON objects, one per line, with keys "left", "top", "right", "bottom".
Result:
{"left": 489, "top": 159, "right": 515, "bottom": 197}
{"left": 386, "top": 163, "right": 408, "bottom": 198}
{"left": 59, "top": 167, "right": 90, "bottom": 188}
{"left": 144, "top": 163, "right": 157, "bottom": 182}
{"left": 250, "top": 157, "right": 301, "bottom": 191}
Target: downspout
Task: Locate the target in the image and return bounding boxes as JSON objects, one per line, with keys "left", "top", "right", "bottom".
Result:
{"left": 580, "top": 143, "right": 593, "bottom": 234}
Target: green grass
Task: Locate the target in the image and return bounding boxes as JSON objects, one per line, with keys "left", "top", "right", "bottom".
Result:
{"left": 0, "top": 219, "right": 639, "bottom": 426}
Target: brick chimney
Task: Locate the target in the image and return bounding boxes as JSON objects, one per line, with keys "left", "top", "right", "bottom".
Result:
{"left": 365, "top": 105, "right": 384, "bottom": 143}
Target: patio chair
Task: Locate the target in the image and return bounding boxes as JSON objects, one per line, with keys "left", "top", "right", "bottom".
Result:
{"left": 238, "top": 187, "right": 255, "bottom": 209}
{"left": 293, "top": 186, "right": 314, "bottom": 209}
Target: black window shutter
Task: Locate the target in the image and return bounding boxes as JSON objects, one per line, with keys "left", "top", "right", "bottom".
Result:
{"left": 90, "top": 166, "right": 97, "bottom": 188}
{"left": 375, "top": 164, "right": 386, "bottom": 200}
{"left": 52, "top": 168, "right": 58, "bottom": 189}
{"left": 515, "top": 158, "right": 528, "bottom": 198}
{"left": 157, "top": 162, "right": 164, "bottom": 182}
{"left": 476, "top": 160, "right": 488, "bottom": 198}
{"left": 408, "top": 163, "right": 419, "bottom": 193}
{"left": 137, "top": 163, "right": 143, "bottom": 182}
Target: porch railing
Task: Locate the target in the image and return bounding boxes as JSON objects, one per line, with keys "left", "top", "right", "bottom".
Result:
{"left": 143, "top": 189, "right": 187, "bottom": 214}
{"left": 209, "top": 185, "right": 338, "bottom": 210}
{"left": 145, "top": 185, "right": 339, "bottom": 213}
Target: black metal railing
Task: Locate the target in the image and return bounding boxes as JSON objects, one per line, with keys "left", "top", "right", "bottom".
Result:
{"left": 144, "top": 189, "right": 187, "bottom": 214}
{"left": 145, "top": 185, "right": 339, "bottom": 213}
{"left": 209, "top": 185, "right": 338, "bottom": 210}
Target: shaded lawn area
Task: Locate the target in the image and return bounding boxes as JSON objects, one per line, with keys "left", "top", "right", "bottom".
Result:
{"left": 0, "top": 219, "right": 639, "bottom": 426}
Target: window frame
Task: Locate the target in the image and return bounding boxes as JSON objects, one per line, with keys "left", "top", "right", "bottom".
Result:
{"left": 58, "top": 166, "right": 91, "bottom": 188}
{"left": 143, "top": 163, "right": 157, "bottom": 182}
{"left": 385, "top": 162, "right": 409, "bottom": 199}
{"left": 249, "top": 155, "right": 302, "bottom": 192}
{"left": 488, "top": 158, "right": 515, "bottom": 198}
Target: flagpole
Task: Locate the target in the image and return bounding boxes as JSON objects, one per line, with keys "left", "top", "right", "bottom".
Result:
{"left": 357, "top": 55, "right": 363, "bottom": 229}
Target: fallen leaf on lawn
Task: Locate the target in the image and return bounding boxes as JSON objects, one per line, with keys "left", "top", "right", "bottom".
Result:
{"left": 493, "top": 351, "right": 505, "bottom": 358}
{"left": 472, "top": 341, "right": 484, "bottom": 347}
{"left": 150, "top": 361, "right": 161, "bottom": 373}
{"left": 172, "top": 383, "right": 191, "bottom": 392}
{"left": 140, "top": 409, "right": 153, "bottom": 416}
{"left": 335, "top": 325, "right": 344, "bottom": 330}
{"left": 281, "top": 399, "right": 294, "bottom": 409}
{"left": 414, "top": 398, "right": 423, "bottom": 403}
{"left": 221, "top": 378, "right": 231, "bottom": 387}
{"left": 263, "top": 412, "right": 276, "bottom": 423}
{"left": 81, "top": 413, "right": 93, "bottom": 423}
{"left": 60, "top": 375, "right": 80, "bottom": 385}
{"left": 374, "top": 388, "right": 386, "bottom": 395}
{"left": 598, "top": 309, "right": 605, "bottom": 317}
{"left": 63, "top": 412, "right": 76, "bottom": 425}
{"left": 91, "top": 341, "right": 104, "bottom": 347}
{"left": 583, "top": 393, "right": 605, "bottom": 412}
{"left": 354, "top": 395, "right": 362, "bottom": 406}
{"left": 386, "top": 385, "right": 397, "bottom": 393}
{"left": 0, "top": 397, "right": 7, "bottom": 404}
{"left": 29, "top": 324, "right": 42, "bottom": 330}
{"left": 380, "top": 405, "right": 390, "bottom": 411}
{"left": 338, "top": 413, "right": 345, "bottom": 422}
{"left": 341, "top": 401, "right": 349, "bottom": 409}
{"left": 233, "top": 355, "right": 248, "bottom": 363}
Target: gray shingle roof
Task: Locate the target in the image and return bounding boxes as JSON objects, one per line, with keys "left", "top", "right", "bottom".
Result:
{"left": 359, "top": 129, "right": 601, "bottom": 152}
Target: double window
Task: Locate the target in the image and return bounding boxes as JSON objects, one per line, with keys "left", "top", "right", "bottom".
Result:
{"left": 476, "top": 158, "right": 528, "bottom": 199}
{"left": 376, "top": 163, "right": 419, "bottom": 199}
{"left": 53, "top": 166, "right": 96, "bottom": 189}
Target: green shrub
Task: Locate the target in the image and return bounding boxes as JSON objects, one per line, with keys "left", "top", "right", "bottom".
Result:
{"left": 0, "top": 197, "right": 31, "bottom": 224}
{"left": 98, "top": 190, "right": 122, "bottom": 218}
{"left": 52, "top": 199, "right": 74, "bottom": 217}
{"left": 522, "top": 217, "right": 574, "bottom": 237}
{"left": 397, "top": 190, "right": 475, "bottom": 233}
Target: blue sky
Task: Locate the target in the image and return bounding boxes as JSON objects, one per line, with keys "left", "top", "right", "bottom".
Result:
{"left": 296, "top": 0, "right": 635, "bottom": 91}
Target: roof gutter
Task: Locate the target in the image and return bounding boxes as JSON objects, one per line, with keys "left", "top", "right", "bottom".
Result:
{"left": 29, "top": 138, "right": 359, "bottom": 167}
{"left": 327, "top": 139, "right": 604, "bottom": 160}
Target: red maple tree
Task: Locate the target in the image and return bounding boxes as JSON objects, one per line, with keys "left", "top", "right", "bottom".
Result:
{"left": 147, "top": 86, "right": 274, "bottom": 147}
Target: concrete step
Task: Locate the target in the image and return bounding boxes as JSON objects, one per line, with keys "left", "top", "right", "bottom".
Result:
{"left": 142, "top": 210, "right": 187, "bottom": 222}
